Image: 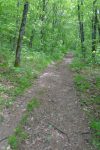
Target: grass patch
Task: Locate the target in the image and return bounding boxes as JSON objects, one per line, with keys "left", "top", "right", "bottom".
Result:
{"left": 80, "top": 95, "right": 100, "bottom": 106}
{"left": 74, "top": 75, "right": 90, "bottom": 92}
{"left": 8, "top": 135, "right": 18, "bottom": 150}
{"left": 8, "top": 97, "right": 40, "bottom": 149}
{"left": 0, "top": 50, "right": 65, "bottom": 113}
{"left": 27, "top": 98, "right": 40, "bottom": 112}
{"left": 71, "top": 54, "right": 100, "bottom": 149}
{"left": 8, "top": 126, "right": 28, "bottom": 150}
{"left": 0, "top": 51, "right": 51, "bottom": 113}
{"left": 90, "top": 120, "right": 100, "bottom": 149}
{"left": 70, "top": 57, "right": 86, "bottom": 72}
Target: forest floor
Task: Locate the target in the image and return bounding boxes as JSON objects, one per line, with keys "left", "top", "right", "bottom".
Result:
{"left": 0, "top": 53, "right": 95, "bottom": 150}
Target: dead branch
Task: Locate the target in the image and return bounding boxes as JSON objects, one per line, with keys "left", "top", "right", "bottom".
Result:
{"left": 0, "top": 136, "right": 8, "bottom": 143}
{"left": 48, "top": 121, "right": 70, "bottom": 143}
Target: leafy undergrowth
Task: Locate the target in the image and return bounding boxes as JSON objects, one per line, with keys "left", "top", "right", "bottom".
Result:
{"left": 0, "top": 49, "right": 65, "bottom": 124}
{"left": 71, "top": 55, "right": 100, "bottom": 149}
{"left": 8, "top": 98, "right": 40, "bottom": 150}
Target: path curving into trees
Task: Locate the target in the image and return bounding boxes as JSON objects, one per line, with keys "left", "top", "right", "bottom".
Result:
{"left": 0, "top": 54, "right": 94, "bottom": 150}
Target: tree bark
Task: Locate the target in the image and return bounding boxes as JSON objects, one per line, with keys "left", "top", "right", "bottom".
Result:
{"left": 98, "top": 24, "right": 100, "bottom": 43}
{"left": 14, "top": 1, "right": 29, "bottom": 67}
{"left": 13, "top": 0, "right": 20, "bottom": 50}
{"left": 77, "top": 0, "right": 85, "bottom": 58}
{"left": 92, "top": 0, "right": 98, "bottom": 61}
{"left": 97, "top": 9, "right": 100, "bottom": 43}
{"left": 29, "top": 29, "right": 34, "bottom": 48}
{"left": 41, "top": 0, "right": 46, "bottom": 50}
{"left": 52, "top": 2, "right": 57, "bottom": 29}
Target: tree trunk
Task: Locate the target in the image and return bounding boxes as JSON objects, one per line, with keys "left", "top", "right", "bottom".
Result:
{"left": 29, "top": 29, "right": 34, "bottom": 48}
{"left": 14, "top": 1, "right": 29, "bottom": 67}
{"left": 98, "top": 24, "right": 100, "bottom": 43}
{"left": 97, "top": 9, "right": 100, "bottom": 43}
{"left": 41, "top": 0, "right": 46, "bottom": 50}
{"left": 92, "top": 0, "right": 98, "bottom": 61}
{"left": 52, "top": 2, "right": 57, "bottom": 30}
{"left": 13, "top": 0, "right": 20, "bottom": 50}
{"left": 77, "top": 0, "right": 85, "bottom": 58}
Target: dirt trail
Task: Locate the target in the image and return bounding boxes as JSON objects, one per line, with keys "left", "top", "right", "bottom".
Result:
{"left": 0, "top": 54, "right": 94, "bottom": 150}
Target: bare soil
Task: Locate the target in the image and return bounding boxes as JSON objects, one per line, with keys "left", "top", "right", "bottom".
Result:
{"left": 0, "top": 54, "right": 94, "bottom": 150}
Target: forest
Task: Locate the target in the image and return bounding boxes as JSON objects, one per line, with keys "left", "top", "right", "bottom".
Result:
{"left": 0, "top": 0, "right": 100, "bottom": 149}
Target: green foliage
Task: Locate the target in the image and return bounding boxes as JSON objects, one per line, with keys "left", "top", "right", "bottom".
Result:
{"left": 15, "top": 126, "right": 28, "bottom": 140}
{"left": 70, "top": 58, "right": 86, "bottom": 72}
{"left": 95, "top": 76, "right": 100, "bottom": 89}
{"left": 9, "top": 96, "right": 40, "bottom": 149}
{"left": 0, "top": 51, "right": 50, "bottom": 111}
{"left": 91, "top": 121, "right": 100, "bottom": 134}
{"left": 81, "top": 95, "right": 100, "bottom": 106}
{"left": 8, "top": 135, "right": 18, "bottom": 150}
{"left": 74, "top": 75, "right": 90, "bottom": 92}
{"left": 27, "top": 98, "right": 40, "bottom": 112}
{"left": 90, "top": 120, "right": 100, "bottom": 149}
{"left": 8, "top": 126, "right": 28, "bottom": 150}
{"left": 0, "top": 0, "right": 100, "bottom": 148}
{"left": 72, "top": 49, "right": 100, "bottom": 149}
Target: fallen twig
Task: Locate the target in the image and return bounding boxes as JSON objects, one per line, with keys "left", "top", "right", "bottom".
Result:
{"left": 0, "top": 136, "right": 8, "bottom": 143}
{"left": 81, "top": 131, "right": 90, "bottom": 135}
{"left": 48, "top": 122, "right": 70, "bottom": 143}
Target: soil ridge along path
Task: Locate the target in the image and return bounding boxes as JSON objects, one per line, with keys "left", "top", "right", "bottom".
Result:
{"left": 0, "top": 53, "right": 94, "bottom": 150}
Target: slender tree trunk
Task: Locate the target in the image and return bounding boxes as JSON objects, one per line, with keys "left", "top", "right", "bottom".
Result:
{"left": 41, "top": 0, "right": 46, "bottom": 50}
{"left": 77, "top": 0, "right": 85, "bottom": 58}
{"left": 52, "top": 3, "right": 57, "bottom": 30}
{"left": 97, "top": 9, "right": 100, "bottom": 43}
{"left": 13, "top": 0, "right": 20, "bottom": 50}
{"left": 92, "top": 0, "right": 98, "bottom": 61}
{"left": 14, "top": 1, "right": 29, "bottom": 67}
{"left": 51, "top": 2, "right": 58, "bottom": 52}
{"left": 29, "top": 29, "right": 34, "bottom": 48}
{"left": 98, "top": 24, "right": 100, "bottom": 43}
